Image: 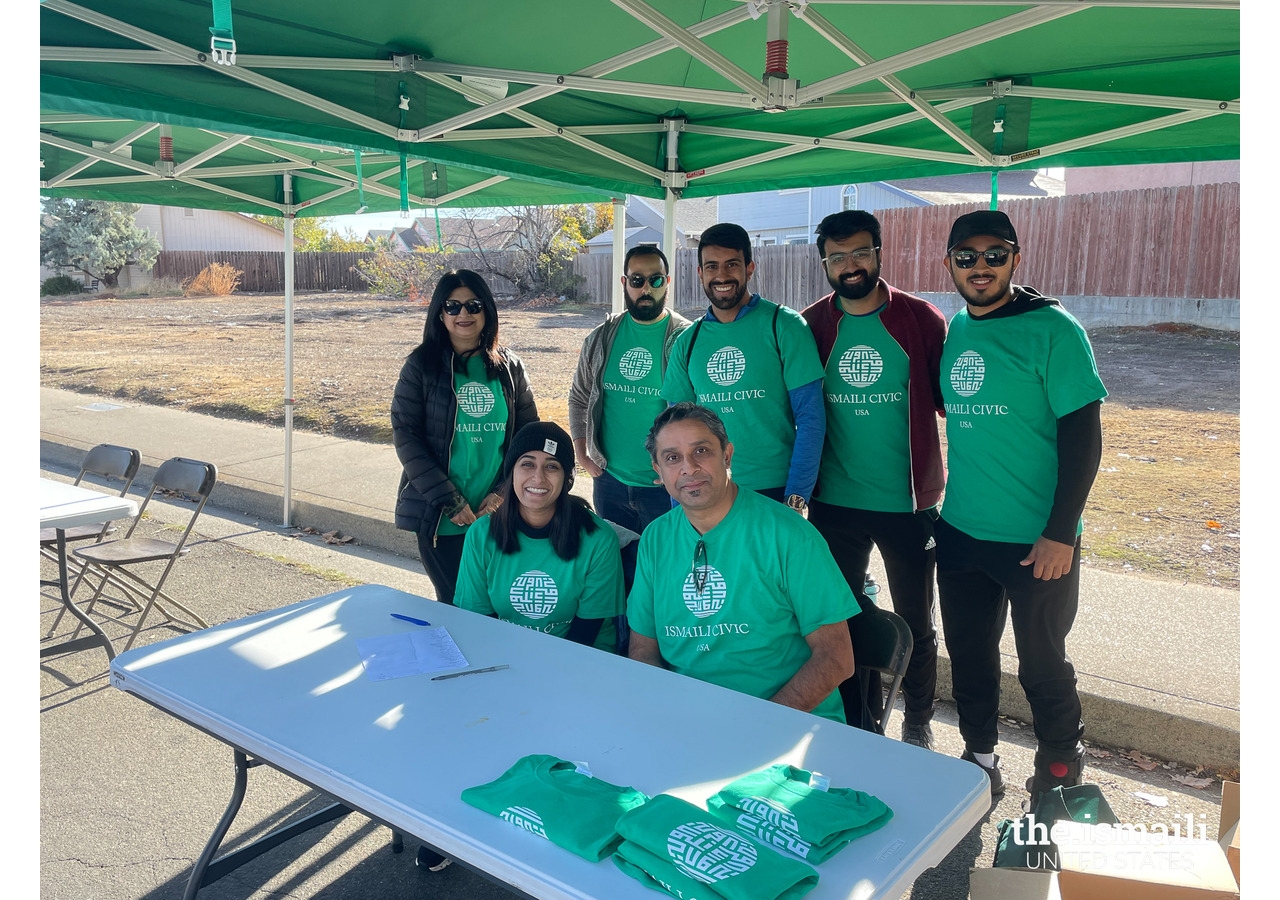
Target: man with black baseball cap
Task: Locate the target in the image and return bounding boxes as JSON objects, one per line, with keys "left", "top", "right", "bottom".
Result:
{"left": 801, "top": 209, "right": 947, "bottom": 749}
{"left": 936, "top": 209, "right": 1107, "bottom": 802}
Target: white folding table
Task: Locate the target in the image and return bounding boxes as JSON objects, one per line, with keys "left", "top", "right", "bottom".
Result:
{"left": 110, "top": 583, "right": 988, "bottom": 900}
{"left": 41, "top": 477, "right": 138, "bottom": 661}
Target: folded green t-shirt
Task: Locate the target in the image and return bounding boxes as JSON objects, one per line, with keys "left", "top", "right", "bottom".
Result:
{"left": 461, "top": 754, "right": 648, "bottom": 861}
{"left": 614, "top": 793, "right": 818, "bottom": 900}
{"left": 706, "top": 764, "right": 892, "bottom": 864}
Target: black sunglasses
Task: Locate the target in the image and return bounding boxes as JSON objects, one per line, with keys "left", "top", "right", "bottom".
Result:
{"left": 692, "top": 539, "right": 708, "bottom": 594}
{"left": 627, "top": 273, "right": 669, "bottom": 289}
{"left": 950, "top": 248, "right": 1013, "bottom": 269}
{"left": 443, "top": 299, "right": 484, "bottom": 316}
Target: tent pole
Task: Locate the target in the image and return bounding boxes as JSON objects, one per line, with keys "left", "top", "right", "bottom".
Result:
{"left": 283, "top": 172, "right": 295, "bottom": 527}
{"left": 662, "top": 190, "right": 677, "bottom": 271}
{"left": 611, "top": 197, "right": 626, "bottom": 314}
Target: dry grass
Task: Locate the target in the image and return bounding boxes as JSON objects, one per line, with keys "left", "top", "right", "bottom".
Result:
{"left": 184, "top": 263, "right": 242, "bottom": 297}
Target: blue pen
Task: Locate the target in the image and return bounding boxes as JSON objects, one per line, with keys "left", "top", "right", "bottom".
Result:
{"left": 391, "top": 613, "right": 432, "bottom": 627}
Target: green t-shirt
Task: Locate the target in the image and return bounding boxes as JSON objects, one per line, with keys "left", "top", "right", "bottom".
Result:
{"left": 940, "top": 304, "right": 1108, "bottom": 543}
{"left": 627, "top": 487, "right": 858, "bottom": 723}
{"left": 662, "top": 299, "right": 824, "bottom": 492}
{"left": 706, "top": 764, "right": 893, "bottom": 864}
{"left": 455, "top": 512, "right": 625, "bottom": 652}
{"left": 460, "top": 754, "right": 648, "bottom": 862}
{"left": 815, "top": 309, "right": 913, "bottom": 512}
{"left": 601, "top": 314, "right": 670, "bottom": 488}
{"left": 438, "top": 355, "right": 509, "bottom": 536}
{"left": 614, "top": 793, "right": 819, "bottom": 900}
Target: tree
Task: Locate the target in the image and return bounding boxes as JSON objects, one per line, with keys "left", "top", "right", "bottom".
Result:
{"left": 251, "top": 215, "right": 368, "bottom": 251}
{"left": 39, "top": 198, "right": 162, "bottom": 288}
{"left": 452, "top": 203, "right": 614, "bottom": 298}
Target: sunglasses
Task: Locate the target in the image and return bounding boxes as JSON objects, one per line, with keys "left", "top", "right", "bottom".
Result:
{"left": 692, "top": 539, "right": 708, "bottom": 594}
{"left": 950, "top": 248, "right": 1012, "bottom": 269}
{"left": 443, "top": 299, "right": 484, "bottom": 316}
{"left": 626, "top": 273, "right": 669, "bottom": 289}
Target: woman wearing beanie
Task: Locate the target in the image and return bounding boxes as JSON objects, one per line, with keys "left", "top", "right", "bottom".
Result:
{"left": 454, "top": 420, "right": 625, "bottom": 654}
{"left": 391, "top": 269, "right": 539, "bottom": 605}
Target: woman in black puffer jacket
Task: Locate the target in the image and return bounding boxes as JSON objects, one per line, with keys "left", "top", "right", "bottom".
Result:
{"left": 391, "top": 269, "right": 538, "bottom": 603}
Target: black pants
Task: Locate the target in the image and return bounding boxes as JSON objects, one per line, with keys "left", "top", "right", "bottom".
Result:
{"left": 809, "top": 500, "right": 939, "bottom": 725}
{"left": 415, "top": 530, "right": 466, "bottom": 605}
{"left": 934, "top": 517, "right": 1085, "bottom": 759}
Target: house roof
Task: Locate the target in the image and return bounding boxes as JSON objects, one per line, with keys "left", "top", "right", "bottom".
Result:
{"left": 888, "top": 171, "right": 1065, "bottom": 206}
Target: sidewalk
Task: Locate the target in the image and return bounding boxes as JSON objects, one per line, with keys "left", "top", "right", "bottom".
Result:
{"left": 40, "top": 386, "right": 1240, "bottom": 768}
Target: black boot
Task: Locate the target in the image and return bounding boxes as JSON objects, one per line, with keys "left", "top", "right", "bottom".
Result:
{"left": 1025, "top": 750, "right": 1084, "bottom": 803}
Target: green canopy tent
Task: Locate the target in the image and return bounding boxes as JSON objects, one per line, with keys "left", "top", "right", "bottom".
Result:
{"left": 42, "top": 0, "right": 1240, "bottom": 252}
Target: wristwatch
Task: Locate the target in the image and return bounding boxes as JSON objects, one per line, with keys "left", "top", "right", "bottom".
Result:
{"left": 785, "top": 494, "right": 808, "bottom": 514}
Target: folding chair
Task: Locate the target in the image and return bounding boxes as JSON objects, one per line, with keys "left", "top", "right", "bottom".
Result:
{"left": 71, "top": 457, "right": 218, "bottom": 652}
{"left": 41, "top": 444, "right": 141, "bottom": 633}
{"left": 40, "top": 443, "right": 141, "bottom": 558}
{"left": 841, "top": 592, "right": 914, "bottom": 736}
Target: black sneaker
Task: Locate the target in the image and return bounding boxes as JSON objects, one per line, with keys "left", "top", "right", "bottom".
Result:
{"left": 961, "top": 749, "right": 1006, "bottom": 796}
{"left": 901, "top": 721, "right": 936, "bottom": 751}
{"left": 1025, "top": 752, "right": 1084, "bottom": 803}
{"left": 416, "top": 846, "right": 452, "bottom": 872}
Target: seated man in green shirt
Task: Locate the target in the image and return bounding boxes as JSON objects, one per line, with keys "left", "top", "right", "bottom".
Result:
{"left": 626, "top": 402, "right": 858, "bottom": 723}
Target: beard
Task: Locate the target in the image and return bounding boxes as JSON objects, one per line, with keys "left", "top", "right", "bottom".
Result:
{"left": 827, "top": 265, "right": 880, "bottom": 301}
{"left": 954, "top": 271, "right": 1013, "bottom": 308}
{"left": 703, "top": 279, "right": 749, "bottom": 310}
{"left": 625, "top": 291, "right": 666, "bottom": 321}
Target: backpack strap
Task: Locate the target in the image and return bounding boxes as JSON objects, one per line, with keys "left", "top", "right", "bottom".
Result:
{"left": 684, "top": 319, "right": 704, "bottom": 368}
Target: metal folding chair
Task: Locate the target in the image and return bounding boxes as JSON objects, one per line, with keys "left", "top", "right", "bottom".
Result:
{"left": 71, "top": 456, "right": 218, "bottom": 652}
{"left": 40, "top": 443, "right": 141, "bottom": 558}
{"left": 841, "top": 592, "right": 914, "bottom": 736}
{"left": 41, "top": 444, "right": 141, "bottom": 634}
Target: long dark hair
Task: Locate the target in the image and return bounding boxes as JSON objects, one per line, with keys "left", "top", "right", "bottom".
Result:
{"left": 489, "top": 471, "right": 600, "bottom": 561}
{"left": 411, "top": 269, "right": 502, "bottom": 378}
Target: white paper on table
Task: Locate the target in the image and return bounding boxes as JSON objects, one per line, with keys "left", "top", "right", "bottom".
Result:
{"left": 357, "top": 627, "right": 468, "bottom": 681}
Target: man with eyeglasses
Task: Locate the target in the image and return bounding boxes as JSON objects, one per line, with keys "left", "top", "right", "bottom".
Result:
{"left": 936, "top": 210, "right": 1106, "bottom": 802}
{"left": 627, "top": 402, "right": 857, "bottom": 722}
{"left": 569, "top": 245, "right": 691, "bottom": 551}
{"left": 800, "top": 210, "right": 947, "bottom": 750}
{"left": 662, "top": 222, "right": 825, "bottom": 513}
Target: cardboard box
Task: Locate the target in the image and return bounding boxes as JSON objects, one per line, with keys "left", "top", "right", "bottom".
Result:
{"left": 1218, "top": 781, "right": 1240, "bottom": 885}
{"left": 969, "top": 867, "right": 1062, "bottom": 900}
{"left": 1053, "top": 822, "right": 1239, "bottom": 899}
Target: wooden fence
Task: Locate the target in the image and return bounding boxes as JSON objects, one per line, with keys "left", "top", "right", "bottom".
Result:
{"left": 878, "top": 182, "right": 1240, "bottom": 299}
{"left": 154, "top": 183, "right": 1238, "bottom": 302}
{"left": 575, "top": 182, "right": 1240, "bottom": 310}
{"left": 153, "top": 251, "right": 376, "bottom": 292}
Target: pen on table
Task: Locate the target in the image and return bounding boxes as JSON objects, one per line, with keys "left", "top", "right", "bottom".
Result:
{"left": 390, "top": 613, "right": 432, "bottom": 626}
{"left": 431, "top": 665, "right": 510, "bottom": 681}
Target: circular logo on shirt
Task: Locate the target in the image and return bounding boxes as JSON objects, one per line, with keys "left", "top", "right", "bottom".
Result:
{"left": 950, "top": 350, "right": 986, "bottom": 397}
{"left": 458, "top": 382, "right": 496, "bottom": 417}
{"left": 706, "top": 346, "right": 746, "bottom": 387}
{"left": 509, "top": 570, "right": 559, "bottom": 620}
{"left": 499, "top": 806, "right": 549, "bottom": 839}
{"left": 838, "top": 345, "right": 884, "bottom": 388}
{"left": 738, "top": 796, "right": 802, "bottom": 834}
{"left": 682, "top": 566, "right": 728, "bottom": 618}
{"left": 667, "top": 822, "right": 757, "bottom": 884}
{"left": 618, "top": 347, "right": 654, "bottom": 381}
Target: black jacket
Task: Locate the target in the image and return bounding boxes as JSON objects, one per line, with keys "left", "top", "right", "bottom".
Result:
{"left": 392, "top": 345, "right": 538, "bottom": 539}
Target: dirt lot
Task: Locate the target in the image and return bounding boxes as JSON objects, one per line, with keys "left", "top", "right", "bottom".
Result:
{"left": 40, "top": 291, "right": 1240, "bottom": 588}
